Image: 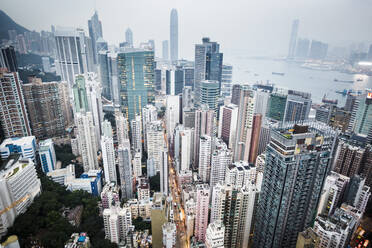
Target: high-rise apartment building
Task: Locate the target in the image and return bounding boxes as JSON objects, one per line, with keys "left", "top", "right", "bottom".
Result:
{"left": 146, "top": 121, "right": 165, "bottom": 171}
{"left": 194, "top": 37, "right": 223, "bottom": 104}
{"left": 210, "top": 139, "right": 232, "bottom": 188}
{"left": 254, "top": 122, "right": 337, "bottom": 248}
{"left": 195, "top": 184, "right": 210, "bottom": 242}
{"left": 205, "top": 220, "right": 225, "bottom": 248}
{"left": 166, "top": 95, "right": 180, "bottom": 142}
{"left": 287, "top": 19, "right": 299, "bottom": 59}
{"left": 101, "top": 122, "right": 117, "bottom": 184}
{"left": 22, "top": 77, "right": 65, "bottom": 139}
{"left": 0, "top": 70, "right": 31, "bottom": 138}
{"left": 284, "top": 90, "right": 312, "bottom": 122}
{"left": 118, "top": 141, "right": 133, "bottom": 199}
{"left": 103, "top": 206, "right": 132, "bottom": 244}
{"left": 118, "top": 49, "right": 154, "bottom": 121}
{"left": 198, "top": 135, "right": 212, "bottom": 183}
{"left": 101, "top": 183, "right": 120, "bottom": 210}
{"left": 75, "top": 112, "right": 98, "bottom": 172}
{"left": 0, "top": 46, "right": 17, "bottom": 72}
{"left": 160, "top": 147, "right": 169, "bottom": 195}
{"left": 170, "top": 9, "right": 178, "bottom": 62}
{"left": 142, "top": 104, "right": 158, "bottom": 151}
{"left": 115, "top": 109, "right": 129, "bottom": 146}
{"left": 162, "top": 222, "right": 176, "bottom": 248}
{"left": 194, "top": 106, "right": 214, "bottom": 169}
{"left": 130, "top": 115, "right": 142, "bottom": 153}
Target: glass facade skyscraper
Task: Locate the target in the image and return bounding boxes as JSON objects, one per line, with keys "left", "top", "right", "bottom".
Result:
{"left": 118, "top": 49, "right": 155, "bottom": 121}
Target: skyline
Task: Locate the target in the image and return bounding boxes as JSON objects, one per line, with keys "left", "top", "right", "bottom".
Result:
{"left": 2, "top": 0, "right": 372, "bottom": 60}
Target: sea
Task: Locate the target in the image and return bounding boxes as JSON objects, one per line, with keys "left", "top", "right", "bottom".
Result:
{"left": 228, "top": 56, "right": 372, "bottom": 107}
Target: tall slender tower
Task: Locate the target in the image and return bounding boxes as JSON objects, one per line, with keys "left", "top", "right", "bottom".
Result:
{"left": 170, "top": 9, "right": 178, "bottom": 62}
{"left": 125, "top": 28, "right": 133, "bottom": 48}
{"left": 88, "top": 11, "right": 103, "bottom": 64}
{"left": 287, "top": 19, "right": 299, "bottom": 59}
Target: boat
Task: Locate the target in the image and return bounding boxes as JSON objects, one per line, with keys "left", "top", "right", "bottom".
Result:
{"left": 272, "top": 72, "right": 285, "bottom": 76}
{"left": 334, "top": 78, "right": 354, "bottom": 83}
{"left": 356, "top": 78, "right": 363, "bottom": 82}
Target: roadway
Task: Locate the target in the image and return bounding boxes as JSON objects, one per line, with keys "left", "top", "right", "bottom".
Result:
{"left": 162, "top": 121, "right": 189, "bottom": 248}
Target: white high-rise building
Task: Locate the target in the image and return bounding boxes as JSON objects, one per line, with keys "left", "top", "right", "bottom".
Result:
{"left": 75, "top": 112, "right": 98, "bottom": 172}
{"left": 166, "top": 95, "right": 180, "bottom": 141}
{"left": 162, "top": 222, "right": 176, "bottom": 248}
{"left": 210, "top": 139, "right": 232, "bottom": 188}
{"left": 115, "top": 110, "right": 129, "bottom": 146}
{"left": 218, "top": 104, "right": 238, "bottom": 150}
{"left": 205, "top": 220, "right": 225, "bottom": 248}
{"left": 146, "top": 121, "right": 165, "bottom": 171}
{"left": 102, "top": 119, "right": 113, "bottom": 137}
{"left": 195, "top": 184, "right": 210, "bottom": 242}
{"left": 142, "top": 104, "right": 158, "bottom": 151}
{"left": 317, "top": 172, "right": 350, "bottom": 216}
{"left": 179, "top": 128, "right": 194, "bottom": 171}
{"left": 38, "top": 139, "right": 57, "bottom": 174}
{"left": 103, "top": 206, "right": 132, "bottom": 244}
{"left": 130, "top": 115, "right": 142, "bottom": 153}
{"left": 101, "top": 133, "right": 116, "bottom": 184}
{"left": 198, "top": 135, "right": 212, "bottom": 183}
{"left": 225, "top": 161, "right": 256, "bottom": 189}
{"left": 133, "top": 151, "right": 142, "bottom": 179}
{"left": 160, "top": 147, "right": 168, "bottom": 196}
{"left": 210, "top": 183, "right": 228, "bottom": 224}
{"left": 118, "top": 140, "right": 133, "bottom": 199}
{"left": 85, "top": 73, "right": 104, "bottom": 148}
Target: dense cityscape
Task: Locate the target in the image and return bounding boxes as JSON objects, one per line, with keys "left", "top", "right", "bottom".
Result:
{"left": 0, "top": 2, "right": 372, "bottom": 248}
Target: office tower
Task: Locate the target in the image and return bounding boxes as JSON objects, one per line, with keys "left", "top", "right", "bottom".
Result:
{"left": 309, "top": 40, "right": 328, "bottom": 60}
{"left": 0, "top": 70, "right": 31, "bottom": 138}
{"left": 160, "top": 148, "right": 169, "bottom": 195}
{"left": 218, "top": 104, "right": 238, "bottom": 149}
{"left": 88, "top": 11, "right": 103, "bottom": 64}
{"left": 75, "top": 112, "right": 98, "bottom": 172}
{"left": 195, "top": 184, "right": 210, "bottom": 242}
{"left": 194, "top": 106, "right": 214, "bottom": 169}
{"left": 39, "top": 139, "right": 57, "bottom": 174}
{"left": 315, "top": 104, "right": 333, "bottom": 124}
{"left": 130, "top": 115, "right": 142, "bottom": 152}
{"left": 103, "top": 206, "right": 132, "bottom": 244}
{"left": 317, "top": 172, "right": 350, "bottom": 216}
{"left": 205, "top": 220, "right": 225, "bottom": 248}
{"left": 147, "top": 158, "right": 156, "bottom": 177}
{"left": 101, "top": 183, "right": 120, "bottom": 210}
{"left": 349, "top": 92, "right": 372, "bottom": 137}
{"left": 115, "top": 110, "right": 129, "bottom": 146}
{"left": 295, "top": 38, "right": 310, "bottom": 58}
{"left": 96, "top": 37, "right": 108, "bottom": 52}
{"left": 287, "top": 19, "right": 299, "bottom": 59}
{"left": 333, "top": 139, "right": 365, "bottom": 177}
{"left": 221, "top": 64, "right": 233, "bottom": 97}
{"left": 234, "top": 87, "right": 255, "bottom": 162}
{"left": 198, "top": 135, "right": 212, "bottom": 183}
{"left": 0, "top": 136, "right": 36, "bottom": 160}
{"left": 296, "top": 228, "right": 320, "bottom": 248}
{"left": 253, "top": 122, "right": 337, "bottom": 248}
{"left": 267, "top": 91, "right": 287, "bottom": 122}
{"left": 165, "top": 68, "right": 183, "bottom": 95}
{"left": 118, "top": 141, "right": 133, "bottom": 199}
{"left": 155, "top": 69, "right": 162, "bottom": 91}
{"left": 125, "top": 28, "right": 133, "bottom": 47}
{"left": 55, "top": 27, "right": 93, "bottom": 86}
{"left": 284, "top": 90, "right": 312, "bottom": 122}
{"left": 210, "top": 183, "right": 259, "bottom": 248}
{"left": 142, "top": 104, "right": 158, "bottom": 151}
{"left": 249, "top": 114, "right": 262, "bottom": 164}
{"left": 101, "top": 126, "right": 117, "bottom": 184}
{"left": 22, "top": 78, "right": 65, "bottom": 139}
{"left": 162, "top": 222, "right": 176, "bottom": 248}
{"left": 146, "top": 121, "right": 164, "bottom": 171}
{"left": 0, "top": 157, "right": 41, "bottom": 236}
{"left": 166, "top": 95, "right": 180, "bottom": 141}
{"left": 313, "top": 204, "right": 362, "bottom": 248}
{"left": 170, "top": 9, "right": 178, "bottom": 62}
{"left": 133, "top": 151, "right": 142, "bottom": 178}
{"left": 184, "top": 66, "right": 195, "bottom": 89}
{"left": 98, "top": 51, "right": 120, "bottom": 104}
{"left": 58, "top": 82, "right": 73, "bottom": 127}
{"left": 194, "top": 38, "right": 223, "bottom": 104}
{"left": 198, "top": 80, "right": 220, "bottom": 112}
{"left": 118, "top": 49, "right": 155, "bottom": 121}
{"left": 231, "top": 84, "right": 241, "bottom": 106}
{"left": 162, "top": 40, "right": 169, "bottom": 60}
{"left": 210, "top": 139, "right": 232, "bottom": 188}
{"left": 0, "top": 46, "right": 17, "bottom": 72}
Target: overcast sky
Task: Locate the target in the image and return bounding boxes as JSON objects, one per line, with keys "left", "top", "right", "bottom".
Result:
{"left": 2, "top": 0, "right": 372, "bottom": 60}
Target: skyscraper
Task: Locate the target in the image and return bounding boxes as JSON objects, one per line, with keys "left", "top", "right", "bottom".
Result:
{"left": 194, "top": 106, "right": 214, "bottom": 169}
{"left": 88, "top": 11, "right": 103, "bottom": 64}
{"left": 253, "top": 122, "right": 337, "bottom": 248}
{"left": 210, "top": 139, "right": 232, "bottom": 188}
{"left": 220, "top": 64, "right": 233, "bottom": 97}
{"left": 218, "top": 104, "right": 238, "bottom": 149}
{"left": 118, "top": 141, "right": 133, "bottom": 199}
{"left": 205, "top": 221, "right": 225, "bottom": 248}
{"left": 22, "top": 77, "right": 65, "bottom": 139}
{"left": 0, "top": 70, "right": 31, "bottom": 138}
{"left": 162, "top": 40, "right": 169, "bottom": 61}
{"left": 194, "top": 38, "right": 223, "bottom": 104}
{"left": 118, "top": 49, "right": 155, "bottom": 121}
{"left": 166, "top": 95, "right": 180, "bottom": 141}
{"left": 0, "top": 46, "right": 17, "bottom": 72}
{"left": 125, "top": 28, "right": 133, "bottom": 48}
{"left": 198, "top": 135, "right": 212, "bottom": 183}
{"left": 170, "top": 9, "right": 178, "bottom": 62}
{"left": 198, "top": 80, "right": 220, "bottom": 112}
{"left": 349, "top": 91, "right": 372, "bottom": 137}
{"left": 130, "top": 115, "right": 142, "bottom": 153}
{"left": 195, "top": 184, "right": 210, "bottom": 242}
{"left": 101, "top": 121, "right": 116, "bottom": 184}
{"left": 287, "top": 19, "right": 299, "bottom": 59}
{"left": 160, "top": 147, "right": 168, "bottom": 195}
{"left": 115, "top": 109, "right": 129, "bottom": 146}
{"left": 284, "top": 90, "right": 312, "bottom": 122}
{"left": 146, "top": 121, "right": 165, "bottom": 171}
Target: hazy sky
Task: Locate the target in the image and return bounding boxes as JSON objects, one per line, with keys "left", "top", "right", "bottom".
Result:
{"left": 2, "top": 0, "right": 372, "bottom": 61}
